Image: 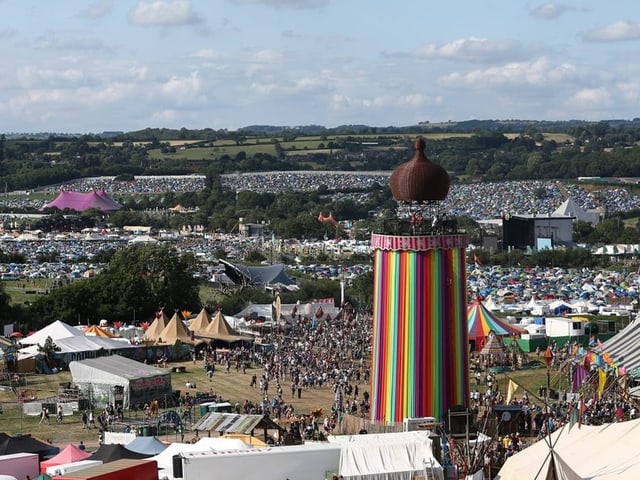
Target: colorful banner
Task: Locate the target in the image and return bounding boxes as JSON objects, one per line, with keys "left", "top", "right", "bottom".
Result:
{"left": 370, "top": 237, "right": 469, "bottom": 424}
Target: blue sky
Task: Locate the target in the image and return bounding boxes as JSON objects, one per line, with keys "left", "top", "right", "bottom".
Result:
{"left": 1, "top": 0, "right": 640, "bottom": 133}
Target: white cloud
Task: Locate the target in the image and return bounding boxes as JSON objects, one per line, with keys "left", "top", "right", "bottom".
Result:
{"left": 0, "top": 27, "right": 16, "bottom": 39}
{"left": 414, "top": 37, "right": 531, "bottom": 64}
{"left": 440, "top": 57, "right": 579, "bottom": 89}
{"left": 16, "top": 66, "right": 85, "bottom": 88}
{"left": 8, "top": 83, "right": 134, "bottom": 112}
{"left": 34, "top": 31, "right": 110, "bottom": 51}
{"left": 251, "top": 49, "right": 284, "bottom": 63}
{"left": 529, "top": 3, "right": 567, "bottom": 19}
{"left": 81, "top": 0, "right": 114, "bottom": 19}
{"left": 160, "top": 71, "right": 203, "bottom": 102}
{"left": 128, "top": 0, "right": 203, "bottom": 26}
{"left": 566, "top": 87, "right": 612, "bottom": 108}
{"left": 128, "top": 65, "right": 148, "bottom": 81}
{"left": 151, "top": 109, "right": 178, "bottom": 123}
{"left": 250, "top": 82, "right": 277, "bottom": 95}
{"left": 583, "top": 20, "right": 640, "bottom": 42}
{"left": 249, "top": 76, "right": 329, "bottom": 96}
{"left": 190, "top": 48, "right": 222, "bottom": 59}
{"left": 330, "top": 93, "right": 440, "bottom": 111}
{"left": 617, "top": 81, "right": 640, "bottom": 104}
{"left": 229, "top": 0, "right": 329, "bottom": 9}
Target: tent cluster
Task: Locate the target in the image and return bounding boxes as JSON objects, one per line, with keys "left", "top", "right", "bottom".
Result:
{"left": 467, "top": 266, "right": 638, "bottom": 316}
{"left": 15, "top": 320, "right": 136, "bottom": 371}
{"left": 142, "top": 308, "right": 253, "bottom": 347}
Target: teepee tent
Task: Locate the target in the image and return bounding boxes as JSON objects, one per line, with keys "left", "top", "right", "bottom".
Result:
{"left": 143, "top": 309, "right": 170, "bottom": 343}
{"left": 158, "top": 312, "right": 204, "bottom": 346}
{"left": 468, "top": 299, "right": 523, "bottom": 351}
{"left": 188, "top": 308, "right": 211, "bottom": 337}
{"left": 479, "top": 332, "right": 506, "bottom": 357}
{"left": 201, "top": 311, "right": 254, "bottom": 344}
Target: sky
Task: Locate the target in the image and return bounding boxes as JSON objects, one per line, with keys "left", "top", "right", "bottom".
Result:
{"left": 1, "top": 0, "right": 640, "bottom": 134}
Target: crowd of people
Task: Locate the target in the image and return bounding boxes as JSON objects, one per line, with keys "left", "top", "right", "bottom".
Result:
{"left": 466, "top": 338, "right": 639, "bottom": 473}
{"left": 220, "top": 171, "right": 391, "bottom": 194}
{"left": 184, "top": 302, "right": 372, "bottom": 442}
{"left": 4, "top": 173, "right": 640, "bottom": 221}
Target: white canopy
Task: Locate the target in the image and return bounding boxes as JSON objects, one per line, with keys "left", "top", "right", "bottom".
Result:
{"left": 19, "top": 320, "right": 82, "bottom": 345}
{"left": 329, "top": 431, "right": 443, "bottom": 480}
{"left": 497, "top": 419, "right": 640, "bottom": 480}
{"left": 69, "top": 355, "right": 171, "bottom": 409}
{"left": 20, "top": 335, "right": 133, "bottom": 356}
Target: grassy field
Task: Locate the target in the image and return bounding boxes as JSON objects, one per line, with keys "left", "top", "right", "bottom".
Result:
{"left": 0, "top": 357, "right": 557, "bottom": 450}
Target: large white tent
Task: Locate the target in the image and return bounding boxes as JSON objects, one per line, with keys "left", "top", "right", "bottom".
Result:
{"left": 69, "top": 355, "right": 171, "bottom": 409}
{"left": 19, "top": 320, "right": 82, "bottom": 345}
{"left": 497, "top": 419, "right": 640, "bottom": 479}
{"left": 328, "top": 431, "right": 444, "bottom": 480}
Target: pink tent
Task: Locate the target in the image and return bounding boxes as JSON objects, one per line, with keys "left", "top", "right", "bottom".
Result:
{"left": 42, "top": 190, "right": 121, "bottom": 212}
{"left": 39, "top": 443, "right": 92, "bottom": 472}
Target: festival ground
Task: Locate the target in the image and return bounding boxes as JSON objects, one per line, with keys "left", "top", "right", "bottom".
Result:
{"left": 0, "top": 356, "right": 553, "bottom": 453}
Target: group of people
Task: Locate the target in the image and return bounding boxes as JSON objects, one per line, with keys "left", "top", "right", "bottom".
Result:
{"left": 38, "top": 405, "right": 65, "bottom": 425}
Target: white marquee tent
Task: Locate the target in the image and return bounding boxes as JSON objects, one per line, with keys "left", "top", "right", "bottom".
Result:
{"left": 19, "top": 320, "right": 82, "bottom": 345}
{"left": 497, "top": 419, "right": 640, "bottom": 479}
{"left": 69, "top": 355, "right": 171, "bottom": 409}
{"left": 328, "top": 431, "right": 444, "bottom": 480}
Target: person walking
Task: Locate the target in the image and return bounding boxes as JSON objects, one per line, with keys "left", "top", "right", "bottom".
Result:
{"left": 39, "top": 407, "right": 49, "bottom": 425}
{"left": 81, "top": 410, "right": 88, "bottom": 429}
{"left": 56, "top": 405, "right": 64, "bottom": 424}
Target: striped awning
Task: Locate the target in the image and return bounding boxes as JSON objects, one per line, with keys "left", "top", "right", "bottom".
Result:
{"left": 601, "top": 317, "right": 640, "bottom": 376}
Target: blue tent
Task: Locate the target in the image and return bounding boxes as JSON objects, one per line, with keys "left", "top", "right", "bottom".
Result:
{"left": 126, "top": 436, "right": 168, "bottom": 455}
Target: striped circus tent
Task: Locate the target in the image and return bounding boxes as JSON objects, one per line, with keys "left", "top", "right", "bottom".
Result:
{"left": 468, "top": 298, "right": 524, "bottom": 351}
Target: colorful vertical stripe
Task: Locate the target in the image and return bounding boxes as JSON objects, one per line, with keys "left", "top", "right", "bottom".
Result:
{"left": 370, "top": 234, "right": 469, "bottom": 424}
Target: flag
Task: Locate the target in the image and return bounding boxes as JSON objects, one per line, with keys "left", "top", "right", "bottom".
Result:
{"left": 569, "top": 403, "right": 578, "bottom": 431}
{"left": 598, "top": 369, "right": 607, "bottom": 399}
{"left": 578, "top": 397, "right": 587, "bottom": 429}
{"left": 597, "top": 338, "right": 604, "bottom": 351}
{"left": 589, "top": 336, "right": 596, "bottom": 347}
{"left": 506, "top": 379, "right": 519, "bottom": 404}
{"left": 474, "top": 254, "right": 482, "bottom": 267}
{"left": 572, "top": 364, "right": 589, "bottom": 392}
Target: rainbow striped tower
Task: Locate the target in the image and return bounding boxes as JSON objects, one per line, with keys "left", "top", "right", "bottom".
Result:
{"left": 370, "top": 138, "right": 469, "bottom": 424}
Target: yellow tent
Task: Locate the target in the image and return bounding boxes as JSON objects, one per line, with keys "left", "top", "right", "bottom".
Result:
{"left": 84, "top": 325, "right": 116, "bottom": 338}
{"left": 158, "top": 312, "right": 204, "bottom": 345}
{"left": 143, "top": 309, "right": 170, "bottom": 342}
{"left": 188, "top": 308, "right": 211, "bottom": 336}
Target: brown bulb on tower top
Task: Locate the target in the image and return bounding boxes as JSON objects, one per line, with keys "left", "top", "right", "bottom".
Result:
{"left": 390, "top": 137, "right": 450, "bottom": 202}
